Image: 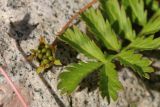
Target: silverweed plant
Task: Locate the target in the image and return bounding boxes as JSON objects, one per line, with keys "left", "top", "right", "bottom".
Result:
{"left": 57, "top": 0, "right": 160, "bottom": 103}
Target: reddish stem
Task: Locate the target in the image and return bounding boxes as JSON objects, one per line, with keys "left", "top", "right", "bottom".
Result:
{"left": 0, "top": 67, "right": 28, "bottom": 107}
{"left": 0, "top": 1, "right": 97, "bottom": 106}
{"left": 52, "top": 0, "right": 97, "bottom": 46}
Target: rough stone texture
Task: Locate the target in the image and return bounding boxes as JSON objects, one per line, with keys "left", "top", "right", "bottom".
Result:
{"left": 0, "top": 0, "right": 160, "bottom": 107}
{"left": 0, "top": 82, "right": 31, "bottom": 107}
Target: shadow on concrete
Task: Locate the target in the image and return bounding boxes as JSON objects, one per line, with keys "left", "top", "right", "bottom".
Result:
{"left": 8, "top": 13, "right": 66, "bottom": 107}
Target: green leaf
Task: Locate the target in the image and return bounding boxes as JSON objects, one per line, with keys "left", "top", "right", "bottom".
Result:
{"left": 126, "top": 0, "right": 147, "bottom": 26}
{"left": 144, "top": 0, "right": 153, "bottom": 6}
{"left": 129, "top": 36, "right": 160, "bottom": 50}
{"left": 99, "top": 61, "right": 123, "bottom": 103}
{"left": 118, "top": 50, "right": 154, "bottom": 78}
{"left": 121, "top": 0, "right": 130, "bottom": 9}
{"left": 58, "top": 61, "right": 102, "bottom": 94}
{"left": 81, "top": 8, "right": 121, "bottom": 51}
{"left": 99, "top": 0, "right": 135, "bottom": 41}
{"left": 60, "top": 27, "right": 106, "bottom": 62}
{"left": 144, "top": 0, "right": 159, "bottom": 11}
{"left": 140, "top": 9, "right": 160, "bottom": 36}
{"left": 151, "top": 1, "right": 159, "bottom": 11}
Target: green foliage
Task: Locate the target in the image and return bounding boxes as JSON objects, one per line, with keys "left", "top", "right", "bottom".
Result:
{"left": 140, "top": 9, "right": 160, "bottom": 36}
{"left": 60, "top": 27, "right": 106, "bottom": 62}
{"left": 100, "top": 0, "right": 136, "bottom": 41}
{"left": 99, "top": 61, "right": 123, "bottom": 103}
{"left": 122, "top": 0, "right": 147, "bottom": 26}
{"left": 145, "top": 0, "right": 159, "bottom": 11}
{"left": 117, "top": 50, "right": 154, "bottom": 79}
{"left": 81, "top": 8, "right": 121, "bottom": 51}
{"left": 129, "top": 36, "right": 160, "bottom": 50}
{"left": 57, "top": 0, "right": 160, "bottom": 103}
{"left": 58, "top": 61, "right": 102, "bottom": 94}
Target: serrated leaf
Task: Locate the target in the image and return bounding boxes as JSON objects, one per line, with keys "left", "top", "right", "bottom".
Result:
{"left": 99, "top": 61, "right": 123, "bottom": 103}
{"left": 59, "top": 27, "right": 106, "bottom": 62}
{"left": 126, "top": 0, "right": 147, "bottom": 26}
{"left": 140, "top": 9, "right": 160, "bottom": 36}
{"left": 118, "top": 50, "right": 154, "bottom": 78}
{"left": 58, "top": 61, "right": 102, "bottom": 94}
{"left": 144, "top": 0, "right": 152, "bottom": 6}
{"left": 144, "top": 0, "right": 159, "bottom": 11}
{"left": 81, "top": 8, "right": 121, "bottom": 51}
{"left": 99, "top": 0, "right": 135, "bottom": 41}
{"left": 129, "top": 36, "right": 160, "bottom": 50}
{"left": 151, "top": 1, "right": 159, "bottom": 11}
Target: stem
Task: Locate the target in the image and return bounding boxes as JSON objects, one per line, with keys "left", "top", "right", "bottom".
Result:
{"left": 52, "top": 0, "right": 97, "bottom": 46}
{"left": 0, "top": 67, "right": 28, "bottom": 107}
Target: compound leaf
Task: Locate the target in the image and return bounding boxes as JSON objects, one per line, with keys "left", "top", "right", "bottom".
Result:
{"left": 140, "top": 9, "right": 160, "bottom": 36}
{"left": 118, "top": 50, "right": 154, "bottom": 78}
{"left": 81, "top": 8, "right": 121, "bottom": 51}
{"left": 129, "top": 36, "right": 160, "bottom": 50}
{"left": 58, "top": 61, "right": 102, "bottom": 94}
{"left": 60, "top": 27, "right": 106, "bottom": 62}
{"left": 99, "top": 0, "right": 135, "bottom": 41}
{"left": 144, "top": 0, "right": 159, "bottom": 11}
{"left": 127, "top": 0, "right": 147, "bottom": 26}
{"left": 99, "top": 61, "right": 123, "bottom": 103}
